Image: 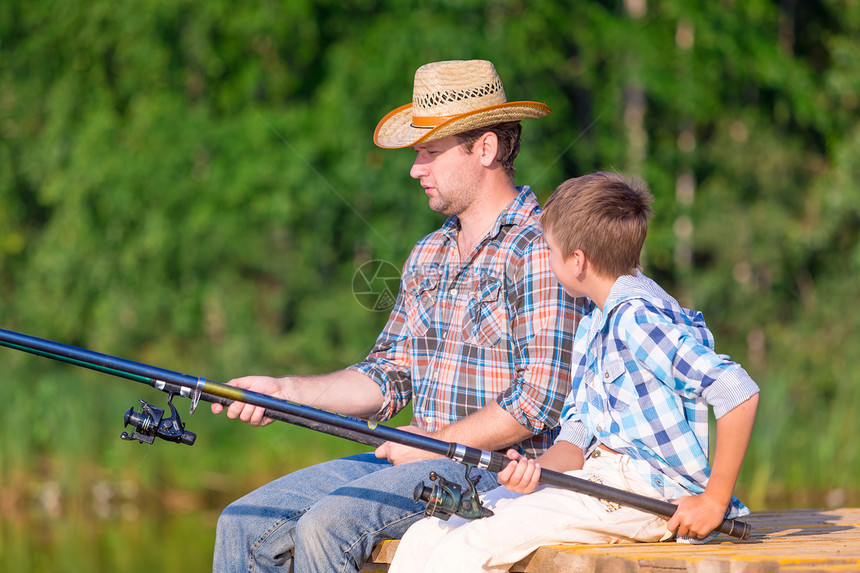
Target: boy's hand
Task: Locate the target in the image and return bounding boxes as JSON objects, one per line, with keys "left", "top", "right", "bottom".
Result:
{"left": 668, "top": 493, "right": 728, "bottom": 539}
{"left": 496, "top": 449, "right": 541, "bottom": 494}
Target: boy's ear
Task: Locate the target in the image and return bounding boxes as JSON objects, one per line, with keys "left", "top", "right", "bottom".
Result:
{"left": 571, "top": 249, "right": 587, "bottom": 276}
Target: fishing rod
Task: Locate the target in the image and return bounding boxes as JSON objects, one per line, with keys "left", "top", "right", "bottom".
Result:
{"left": 0, "top": 327, "right": 751, "bottom": 539}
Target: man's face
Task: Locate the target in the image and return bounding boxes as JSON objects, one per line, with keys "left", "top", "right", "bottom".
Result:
{"left": 410, "top": 136, "right": 482, "bottom": 217}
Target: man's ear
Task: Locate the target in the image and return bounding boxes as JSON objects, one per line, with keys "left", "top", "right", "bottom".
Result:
{"left": 476, "top": 132, "right": 499, "bottom": 167}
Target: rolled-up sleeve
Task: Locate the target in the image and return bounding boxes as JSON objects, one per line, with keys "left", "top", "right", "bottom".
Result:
{"left": 556, "top": 417, "right": 592, "bottom": 450}
{"left": 702, "top": 368, "right": 760, "bottom": 418}
{"left": 348, "top": 283, "right": 414, "bottom": 422}
{"left": 496, "top": 236, "right": 588, "bottom": 434}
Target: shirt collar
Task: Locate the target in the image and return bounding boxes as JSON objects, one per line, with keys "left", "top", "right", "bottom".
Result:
{"left": 593, "top": 271, "right": 705, "bottom": 332}
{"left": 604, "top": 271, "right": 654, "bottom": 309}
{"left": 582, "top": 271, "right": 652, "bottom": 331}
{"left": 440, "top": 186, "right": 539, "bottom": 242}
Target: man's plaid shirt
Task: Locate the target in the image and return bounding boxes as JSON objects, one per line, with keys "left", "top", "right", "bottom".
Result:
{"left": 350, "top": 187, "right": 588, "bottom": 457}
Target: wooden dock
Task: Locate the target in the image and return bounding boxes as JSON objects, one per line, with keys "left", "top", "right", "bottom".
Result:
{"left": 361, "top": 507, "right": 860, "bottom": 572}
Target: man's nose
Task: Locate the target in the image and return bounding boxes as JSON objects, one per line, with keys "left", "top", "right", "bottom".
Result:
{"left": 410, "top": 158, "right": 427, "bottom": 180}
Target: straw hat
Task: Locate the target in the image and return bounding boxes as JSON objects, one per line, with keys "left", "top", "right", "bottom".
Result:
{"left": 373, "top": 60, "right": 551, "bottom": 149}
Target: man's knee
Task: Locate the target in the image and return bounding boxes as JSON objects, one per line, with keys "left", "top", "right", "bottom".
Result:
{"left": 292, "top": 498, "right": 365, "bottom": 571}
{"left": 215, "top": 497, "right": 300, "bottom": 567}
{"left": 293, "top": 494, "right": 348, "bottom": 544}
{"left": 293, "top": 489, "right": 421, "bottom": 571}
{"left": 215, "top": 498, "right": 244, "bottom": 538}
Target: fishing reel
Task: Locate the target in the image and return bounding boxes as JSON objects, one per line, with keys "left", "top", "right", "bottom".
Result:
{"left": 413, "top": 464, "right": 493, "bottom": 521}
{"left": 121, "top": 393, "right": 197, "bottom": 446}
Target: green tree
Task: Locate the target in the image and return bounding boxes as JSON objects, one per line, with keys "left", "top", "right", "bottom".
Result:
{"left": 2, "top": 0, "right": 859, "bottom": 518}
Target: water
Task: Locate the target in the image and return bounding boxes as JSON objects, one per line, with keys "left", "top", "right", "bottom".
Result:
{"left": 1, "top": 482, "right": 222, "bottom": 573}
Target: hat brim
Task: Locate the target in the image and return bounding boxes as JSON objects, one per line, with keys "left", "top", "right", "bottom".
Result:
{"left": 373, "top": 101, "right": 551, "bottom": 149}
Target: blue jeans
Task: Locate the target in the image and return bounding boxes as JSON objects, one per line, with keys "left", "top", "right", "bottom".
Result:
{"left": 212, "top": 453, "right": 499, "bottom": 573}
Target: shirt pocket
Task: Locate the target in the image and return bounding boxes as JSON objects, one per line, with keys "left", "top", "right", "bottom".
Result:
{"left": 602, "top": 359, "right": 638, "bottom": 411}
{"left": 461, "top": 273, "right": 507, "bottom": 348}
{"left": 402, "top": 268, "right": 440, "bottom": 337}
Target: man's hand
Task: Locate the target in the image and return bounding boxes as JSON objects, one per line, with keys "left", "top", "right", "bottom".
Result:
{"left": 210, "top": 375, "right": 289, "bottom": 426}
{"left": 374, "top": 426, "right": 442, "bottom": 465}
{"left": 668, "top": 493, "right": 727, "bottom": 539}
{"left": 496, "top": 449, "right": 541, "bottom": 494}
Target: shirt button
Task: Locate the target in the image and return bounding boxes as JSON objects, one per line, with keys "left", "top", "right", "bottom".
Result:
{"left": 604, "top": 372, "right": 610, "bottom": 378}
{"left": 596, "top": 425, "right": 603, "bottom": 433}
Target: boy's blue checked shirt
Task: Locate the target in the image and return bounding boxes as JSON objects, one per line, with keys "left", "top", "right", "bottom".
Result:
{"left": 557, "top": 271, "right": 760, "bottom": 519}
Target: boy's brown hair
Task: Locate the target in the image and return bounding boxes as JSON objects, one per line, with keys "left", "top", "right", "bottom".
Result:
{"left": 540, "top": 172, "right": 653, "bottom": 278}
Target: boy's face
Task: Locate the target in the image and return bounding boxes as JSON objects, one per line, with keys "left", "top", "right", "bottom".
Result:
{"left": 544, "top": 230, "right": 585, "bottom": 299}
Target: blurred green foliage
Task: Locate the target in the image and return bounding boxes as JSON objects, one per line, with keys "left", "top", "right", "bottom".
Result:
{"left": 2, "top": 3, "right": 860, "bottom": 568}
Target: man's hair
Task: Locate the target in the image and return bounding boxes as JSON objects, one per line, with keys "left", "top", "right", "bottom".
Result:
{"left": 455, "top": 121, "right": 522, "bottom": 180}
{"left": 541, "top": 172, "right": 653, "bottom": 278}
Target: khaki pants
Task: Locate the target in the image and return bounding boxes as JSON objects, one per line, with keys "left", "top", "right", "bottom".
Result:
{"left": 389, "top": 449, "right": 673, "bottom": 573}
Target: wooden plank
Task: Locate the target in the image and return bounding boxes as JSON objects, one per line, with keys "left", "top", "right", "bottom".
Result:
{"left": 360, "top": 508, "right": 860, "bottom": 572}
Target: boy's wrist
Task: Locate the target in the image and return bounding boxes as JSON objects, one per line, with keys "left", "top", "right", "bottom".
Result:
{"left": 699, "top": 488, "right": 731, "bottom": 513}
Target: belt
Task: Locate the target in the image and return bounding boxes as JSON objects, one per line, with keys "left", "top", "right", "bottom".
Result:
{"left": 589, "top": 444, "right": 622, "bottom": 459}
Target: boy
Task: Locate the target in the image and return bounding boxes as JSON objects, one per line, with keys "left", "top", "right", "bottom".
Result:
{"left": 388, "top": 172, "right": 760, "bottom": 572}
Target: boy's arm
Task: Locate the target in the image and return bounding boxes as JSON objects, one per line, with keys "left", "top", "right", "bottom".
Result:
{"left": 668, "top": 393, "right": 759, "bottom": 538}
{"left": 497, "top": 440, "right": 585, "bottom": 494}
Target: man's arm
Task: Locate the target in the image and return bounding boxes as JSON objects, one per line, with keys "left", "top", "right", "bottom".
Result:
{"left": 375, "top": 401, "right": 532, "bottom": 465}
{"left": 212, "top": 255, "right": 416, "bottom": 427}
{"left": 668, "top": 392, "right": 759, "bottom": 538}
{"left": 496, "top": 236, "right": 587, "bottom": 449}
{"left": 211, "top": 369, "right": 385, "bottom": 426}
{"left": 431, "top": 401, "right": 532, "bottom": 449}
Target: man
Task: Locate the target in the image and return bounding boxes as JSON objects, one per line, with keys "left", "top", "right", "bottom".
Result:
{"left": 211, "top": 60, "right": 587, "bottom": 573}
